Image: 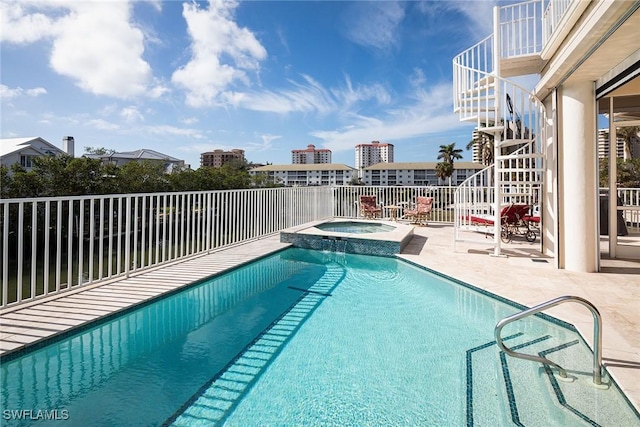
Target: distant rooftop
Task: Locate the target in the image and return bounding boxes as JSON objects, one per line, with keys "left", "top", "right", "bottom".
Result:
{"left": 85, "top": 148, "right": 182, "bottom": 162}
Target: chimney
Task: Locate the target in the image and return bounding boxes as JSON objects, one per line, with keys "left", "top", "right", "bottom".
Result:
{"left": 62, "top": 136, "right": 75, "bottom": 157}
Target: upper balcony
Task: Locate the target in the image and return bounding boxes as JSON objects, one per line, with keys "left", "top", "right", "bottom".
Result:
{"left": 496, "top": 0, "right": 639, "bottom": 101}
{"left": 494, "top": 0, "right": 590, "bottom": 77}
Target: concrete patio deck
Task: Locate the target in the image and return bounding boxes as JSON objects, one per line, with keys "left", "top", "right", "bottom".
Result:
{"left": 0, "top": 224, "right": 638, "bottom": 412}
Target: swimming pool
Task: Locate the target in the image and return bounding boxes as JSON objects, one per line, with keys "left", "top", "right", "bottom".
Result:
{"left": 1, "top": 248, "right": 638, "bottom": 426}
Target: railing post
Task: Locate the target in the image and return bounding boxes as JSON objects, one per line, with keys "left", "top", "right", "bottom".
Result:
{"left": 124, "top": 196, "right": 131, "bottom": 277}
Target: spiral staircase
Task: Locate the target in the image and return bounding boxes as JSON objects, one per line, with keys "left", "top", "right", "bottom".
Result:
{"left": 452, "top": 1, "right": 551, "bottom": 255}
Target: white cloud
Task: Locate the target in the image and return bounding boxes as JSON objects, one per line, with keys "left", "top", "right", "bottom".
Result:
{"left": 177, "top": 142, "right": 234, "bottom": 154}
{"left": 120, "top": 106, "right": 144, "bottom": 123}
{"left": 310, "top": 82, "right": 466, "bottom": 153}
{"left": 172, "top": 0, "right": 267, "bottom": 108}
{"left": 2, "top": 1, "right": 164, "bottom": 100}
{"left": 0, "top": 84, "right": 47, "bottom": 99}
{"left": 225, "top": 74, "right": 335, "bottom": 114}
{"left": 50, "top": 2, "right": 154, "bottom": 98}
{"left": 342, "top": 2, "right": 405, "bottom": 52}
{"left": 332, "top": 76, "right": 391, "bottom": 111}
{"left": 247, "top": 134, "right": 281, "bottom": 152}
{"left": 224, "top": 74, "right": 390, "bottom": 116}
{"left": 88, "top": 119, "right": 120, "bottom": 131}
{"left": 180, "top": 117, "right": 199, "bottom": 125}
{"left": 145, "top": 125, "right": 205, "bottom": 139}
{"left": 0, "top": 1, "right": 58, "bottom": 44}
{"left": 415, "top": 1, "right": 497, "bottom": 40}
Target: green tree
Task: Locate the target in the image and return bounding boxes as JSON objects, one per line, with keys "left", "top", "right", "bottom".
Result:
{"left": 616, "top": 126, "right": 640, "bottom": 161}
{"left": 599, "top": 158, "right": 640, "bottom": 188}
{"left": 31, "top": 155, "right": 107, "bottom": 196}
{"left": 437, "top": 143, "right": 462, "bottom": 185}
{"left": 437, "top": 143, "right": 463, "bottom": 165}
{"left": 84, "top": 146, "right": 115, "bottom": 155}
{"left": 1, "top": 164, "right": 44, "bottom": 198}
{"left": 115, "top": 161, "right": 169, "bottom": 193}
{"left": 435, "top": 162, "right": 453, "bottom": 185}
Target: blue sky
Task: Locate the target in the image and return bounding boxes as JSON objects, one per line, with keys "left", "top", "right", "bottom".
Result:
{"left": 2, "top": 0, "right": 509, "bottom": 169}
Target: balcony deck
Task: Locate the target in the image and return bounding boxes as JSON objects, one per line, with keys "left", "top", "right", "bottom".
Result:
{"left": 0, "top": 224, "right": 638, "bottom": 410}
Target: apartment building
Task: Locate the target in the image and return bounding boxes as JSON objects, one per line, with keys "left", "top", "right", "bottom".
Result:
{"left": 355, "top": 141, "right": 394, "bottom": 177}
{"left": 249, "top": 164, "right": 356, "bottom": 186}
{"left": 362, "top": 162, "right": 484, "bottom": 186}
{"left": 597, "top": 128, "right": 640, "bottom": 159}
{"left": 201, "top": 149, "right": 245, "bottom": 168}
{"left": 291, "top": 144, "right": 331, "bottom": 164}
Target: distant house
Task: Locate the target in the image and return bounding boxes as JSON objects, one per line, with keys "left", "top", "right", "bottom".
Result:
{"left": 0, "top": 137, "right": 72, "bottom": 171}
{"left": 84, "top": 149, "right": 186, "bottom": 173}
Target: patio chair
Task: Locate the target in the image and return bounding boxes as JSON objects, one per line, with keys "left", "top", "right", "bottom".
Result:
{"left": 403, "top": 197, "right": 433, "bottom": 225}
{"left": 359, "top": 195, "right": 382, "bottom": 219}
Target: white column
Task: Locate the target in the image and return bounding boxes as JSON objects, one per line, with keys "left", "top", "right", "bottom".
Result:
{"left": 560, "top": 81, "right": 598, "bottom": 272}
{"left": 542, "top": 94, "right": 558, "bottom": 265}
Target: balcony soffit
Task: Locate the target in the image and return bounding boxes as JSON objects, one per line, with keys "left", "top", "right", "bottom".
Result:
{"left": 534, "top": 3, "right": 639, "bottom": 101}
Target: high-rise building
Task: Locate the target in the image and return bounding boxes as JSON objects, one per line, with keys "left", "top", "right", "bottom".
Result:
{"left": 291, "top": 144, "right": 332, "bottom": 164}
{"left": 201, "top": 149, "right": 245, "bottom": 168}
{"left": 469, "top": 128, "right": 493, "bottom": 164}
{"left": 597, "top": 128, "right": 632, "bottom": 159}
{"left": 355, "top": 141, "right": 394, "bottom": 177}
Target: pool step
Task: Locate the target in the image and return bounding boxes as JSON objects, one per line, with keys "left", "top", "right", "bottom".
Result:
{"left": 168, "top": 263, "right": 346, "bottom": 426}
{"left": 469, "top": 332, "right": 640, "bottom": 427}
{"left": 468, "top": 332, "right": 584, "bottom": 427}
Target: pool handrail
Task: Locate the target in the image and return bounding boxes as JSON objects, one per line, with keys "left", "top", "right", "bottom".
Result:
{"left": 495, "top": 295, "right": 603, "bottom": 385}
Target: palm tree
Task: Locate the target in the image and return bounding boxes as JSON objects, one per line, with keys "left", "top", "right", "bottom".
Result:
{"left": 435, "top": 162, "right": 453, "bottom": 185}
{"left": 437, "top": 143, "right": 463, "bottom": 165}
{"left": 616, "top": 126, "right": 640, "bottom": 160}
{"left": 437, "top": 143, "right": 463, "bottom": 186}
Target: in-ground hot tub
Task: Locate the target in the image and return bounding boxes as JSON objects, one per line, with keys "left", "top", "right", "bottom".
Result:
{"left": 314, "top": 221, "right": 396, "bottom": 234}
{"left": 280, "top": 219, "right": 414, "bottom": 256}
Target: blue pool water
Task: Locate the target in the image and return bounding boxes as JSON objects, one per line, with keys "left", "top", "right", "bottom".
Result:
{"left": 314, "top": 221, "right": 396, "bottom": 233}
{"left": 1, "top": 248, "right": 638, "bottom": 426}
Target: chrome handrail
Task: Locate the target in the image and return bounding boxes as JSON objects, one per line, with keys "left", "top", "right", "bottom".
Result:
{"left": 495, "top": 295, "right": 603, "bottom": 385}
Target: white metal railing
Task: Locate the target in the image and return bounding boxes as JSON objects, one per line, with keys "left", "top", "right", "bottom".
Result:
{"left": 2, "top": 185, "right": 637, "bottom": 307}
{"left": 601, "top": 187, "right": 640, "bottom": 232}
{"left": 496, "top": 295, "right": 603, "bottom": 385}
{"left": 542, "top": 0, "right": 572, "bottom": 44}
{"left": 500, "top": 0, "right": 544, "bottom": 57}
{"left": 452, "top": 36, "right": 495, "bottom": 125}
{"left": 0, "top": 187, "right": 333, "bottom": 308}
{"left": 332, "top": 185, "right": 456, "bottom": 223}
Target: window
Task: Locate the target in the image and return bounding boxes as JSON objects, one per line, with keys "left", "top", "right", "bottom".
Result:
{"left": 20, "top": 155, "right": 34, "bottom": 168}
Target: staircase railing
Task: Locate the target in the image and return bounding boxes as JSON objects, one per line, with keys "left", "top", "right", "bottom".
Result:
{"left": 452, "top": 2, "right": 548, "bottom": 253}
{"left": 495, "top": 295, "right": 603, "bottom": 385}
